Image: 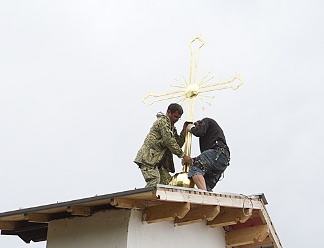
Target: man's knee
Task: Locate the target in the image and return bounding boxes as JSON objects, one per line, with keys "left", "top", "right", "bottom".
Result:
{"left": 140, "top": 165, "right": 160, "bottom": 187}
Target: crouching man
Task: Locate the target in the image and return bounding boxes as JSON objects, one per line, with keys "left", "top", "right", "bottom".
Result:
{"left": 187, "top": 117, "right": 230, "bottom": 191}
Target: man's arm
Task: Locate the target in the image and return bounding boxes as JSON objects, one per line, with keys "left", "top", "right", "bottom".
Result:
{"left": 174, "top": 122, "right": 192, "bottom": 147}
{"left": 160, "top": 120, "right": 185, "bottom": 158}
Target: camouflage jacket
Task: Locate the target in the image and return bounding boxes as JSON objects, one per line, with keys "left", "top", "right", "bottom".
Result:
{"left": 134, "top": 112, "right": 185, "bottom": 173}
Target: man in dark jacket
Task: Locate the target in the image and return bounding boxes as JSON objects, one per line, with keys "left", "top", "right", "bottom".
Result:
{"left": 187, "top": 117, "right": 230, "bottom": 191}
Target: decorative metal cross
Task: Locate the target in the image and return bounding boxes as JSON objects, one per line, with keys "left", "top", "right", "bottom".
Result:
{"left": 143, "top": 36, "right": 243, "bottom": 160}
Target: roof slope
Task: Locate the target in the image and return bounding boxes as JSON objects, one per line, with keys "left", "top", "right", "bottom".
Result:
{"left": 0, "top": 185, "right": 282, "bottom": 248}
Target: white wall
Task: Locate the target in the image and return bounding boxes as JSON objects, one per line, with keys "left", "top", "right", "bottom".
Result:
{"left": 46, "top": 208, "right": 226, "bottom": 248}
{"left": 46, "top": 209, "right": 130, "bottom": 248}
{"left": 127, "top": 209, "right": 226, "bottom": 248}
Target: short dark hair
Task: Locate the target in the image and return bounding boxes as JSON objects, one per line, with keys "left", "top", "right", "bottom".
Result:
{"left": 167, "top": 103, "right": 183, "bottom": 115}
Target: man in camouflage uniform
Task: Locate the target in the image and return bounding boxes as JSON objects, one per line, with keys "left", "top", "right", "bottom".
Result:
{"left": 134, "top": 103, "right": 192, "bottom": 187}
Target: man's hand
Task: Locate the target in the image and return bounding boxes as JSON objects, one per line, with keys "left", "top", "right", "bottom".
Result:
{"left": 182, "top": 121, "right": 193, "bottom": 133}
{"left": 182, "top": 155, "right": 192, "bottom": 164}
{"left": 187, "top": 123, "right": 195, "bottom": 132}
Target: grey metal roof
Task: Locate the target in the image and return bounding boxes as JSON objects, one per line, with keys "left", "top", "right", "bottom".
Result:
{"left": 0, "top": 187, "right": 155, "bottom": 218}
{"left": 0, "top": 185, "right": 280, "bottom": 248}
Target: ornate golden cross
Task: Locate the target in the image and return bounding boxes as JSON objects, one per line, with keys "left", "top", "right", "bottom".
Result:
{"left": 143, "top": 36, "right": 243, "bottom": 160}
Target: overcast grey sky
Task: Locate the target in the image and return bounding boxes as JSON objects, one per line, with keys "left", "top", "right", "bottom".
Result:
{"left": 1, "top": 1, "right": 323, "bottom": 247}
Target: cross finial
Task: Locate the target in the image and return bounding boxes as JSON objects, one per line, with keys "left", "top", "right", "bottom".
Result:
{"left": 143, "top": 36, "right": 243, "bottom": 157}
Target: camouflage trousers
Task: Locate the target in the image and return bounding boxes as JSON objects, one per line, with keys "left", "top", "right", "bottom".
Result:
{"left": 140, "top": 163, "right": 172, "bottom": 187}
